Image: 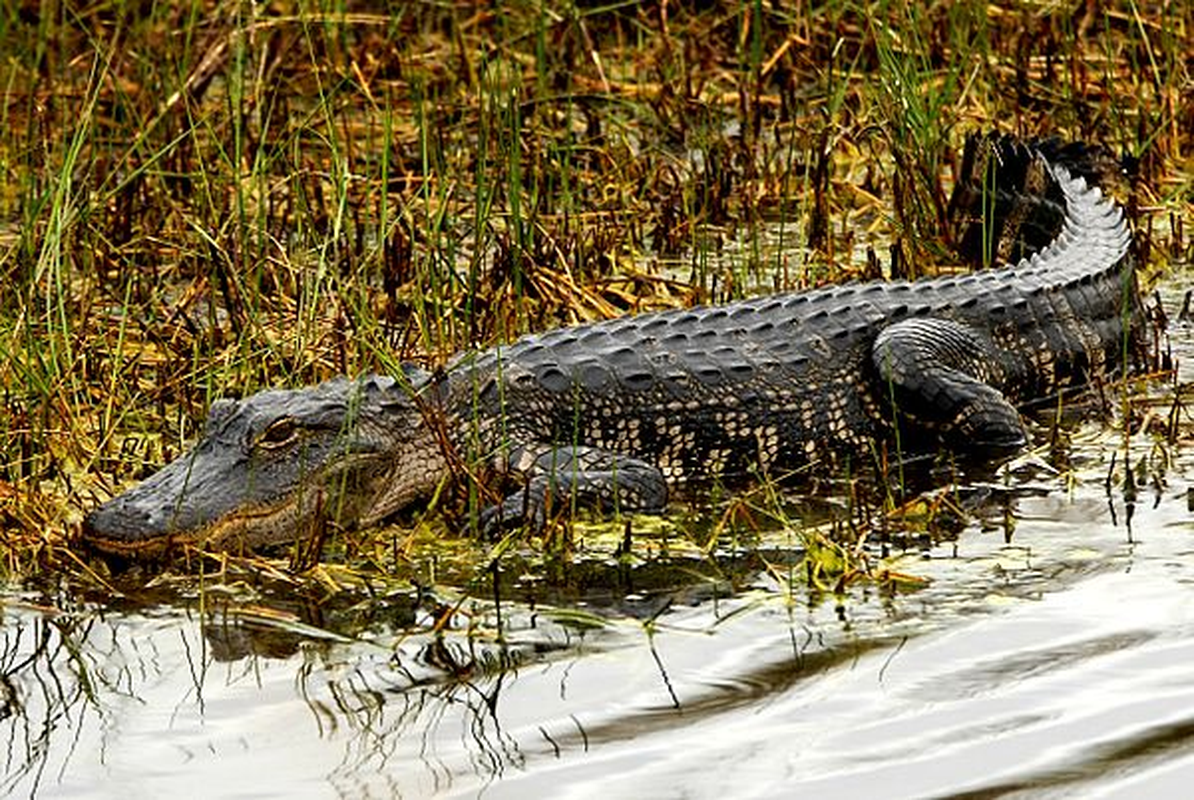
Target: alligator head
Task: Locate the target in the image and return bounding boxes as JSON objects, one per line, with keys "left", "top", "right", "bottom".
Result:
{"left": 83, "top": 371, "right": 446, "bottom": 557}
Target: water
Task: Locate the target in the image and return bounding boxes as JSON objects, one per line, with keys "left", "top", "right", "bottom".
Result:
{"left": 5, "top": 293, "right": 1194, "bottom": 799}
{"left": 7, "top": 441, "right": 1193, "bottom": 798}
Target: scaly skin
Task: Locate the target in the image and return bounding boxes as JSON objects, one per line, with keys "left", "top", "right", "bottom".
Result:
{"left": 83, "top": 134, "right": 1144, "bottom": 556}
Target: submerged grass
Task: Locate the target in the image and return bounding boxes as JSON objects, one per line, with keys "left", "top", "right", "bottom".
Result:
{"left": 0, "top": 2, "right": 1190, "bottom": 608}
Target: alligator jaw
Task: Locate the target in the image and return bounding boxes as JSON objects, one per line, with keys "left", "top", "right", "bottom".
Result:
{"left": 82, "top": 448, "right": 425, "bottom": 557}
{"left": 82, "top": 374, "right": 446, "bottom": 558}
{"left": 82, "top": 498, "right": 309, "bottom": 558}
{"left": 81, "top": 452, "right": 336, "bottom": 557}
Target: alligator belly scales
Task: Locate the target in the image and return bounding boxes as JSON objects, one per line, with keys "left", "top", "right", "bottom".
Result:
{"left": 84, "top": 134, "right": 1144, "bottom": 556}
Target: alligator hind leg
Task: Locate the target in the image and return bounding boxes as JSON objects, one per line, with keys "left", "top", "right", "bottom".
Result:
{"left": 871, "top": 318, "right": 1028, "bottom": 453}
{"left": 481, "top": 445, "right": 668, "bottom": 533}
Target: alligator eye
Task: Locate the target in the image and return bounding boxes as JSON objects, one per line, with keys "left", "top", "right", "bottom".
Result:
{"left": 256, "top": 418, "right": 300, "bottom": 450}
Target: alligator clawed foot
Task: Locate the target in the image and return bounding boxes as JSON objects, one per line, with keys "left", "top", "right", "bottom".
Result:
{"left": 478, "top": 484, "right": 554, "bottom": 537}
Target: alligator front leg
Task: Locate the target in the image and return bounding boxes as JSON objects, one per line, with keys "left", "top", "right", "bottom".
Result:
{"left": 871, "top": 317, "right": 1028, "bottom": 453}
{"left": 481, "top": 445, "right": 668, "bottom": 532}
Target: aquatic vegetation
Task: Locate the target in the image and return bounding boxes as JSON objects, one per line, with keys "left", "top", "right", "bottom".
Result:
{"left": 0, "top": 2, "right": 1189, "bottom": 607}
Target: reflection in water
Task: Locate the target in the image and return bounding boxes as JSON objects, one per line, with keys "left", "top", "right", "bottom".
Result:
{"left": 0, "top": 606, "right": 187, "bottom": 797}
{"left": 2, "top": 612, "right": 88, "bottom": 795}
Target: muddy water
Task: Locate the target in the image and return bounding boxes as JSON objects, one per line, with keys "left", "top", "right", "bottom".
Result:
{"left": 6, "top": 289, "right": 1194, "bottom": 799}
{"left": 11, "top": 482, "right": 1194, "bottom": 800}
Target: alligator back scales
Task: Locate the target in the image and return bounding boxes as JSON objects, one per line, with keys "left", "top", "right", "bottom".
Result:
{"left": 84, "top": 134, "right": 1144, "bottom": 556}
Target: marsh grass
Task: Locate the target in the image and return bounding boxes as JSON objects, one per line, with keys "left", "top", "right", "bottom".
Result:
{"left": 0, "top": 2, "right": 1189, "bottom": 609}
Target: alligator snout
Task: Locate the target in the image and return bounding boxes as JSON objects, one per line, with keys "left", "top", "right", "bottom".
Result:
{"left": 84, "top": 495, "right": 163, "bottom": 543}
{"left": 82, "top": 453, "right": 222, "bottom": 554}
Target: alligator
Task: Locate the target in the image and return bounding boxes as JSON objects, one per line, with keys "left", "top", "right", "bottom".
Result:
{"left": 83, "top": 133, "right": 1145, "bottom": 557}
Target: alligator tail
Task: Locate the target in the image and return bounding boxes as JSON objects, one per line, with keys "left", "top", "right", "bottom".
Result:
{"left": 948, "top": 132, "right": 1127, "bottom": 270}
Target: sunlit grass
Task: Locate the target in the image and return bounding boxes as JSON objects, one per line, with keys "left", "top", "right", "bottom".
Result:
{"left": 0, "top": 2, "right": 1188, "bottom": 606}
